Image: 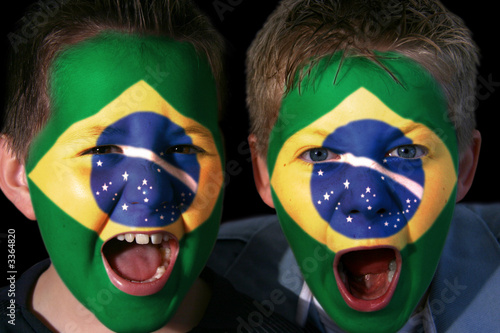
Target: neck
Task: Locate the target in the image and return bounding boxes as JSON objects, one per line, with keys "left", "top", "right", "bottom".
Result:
{"left": 31, "top": 264, "right": 211, "bottom": 332}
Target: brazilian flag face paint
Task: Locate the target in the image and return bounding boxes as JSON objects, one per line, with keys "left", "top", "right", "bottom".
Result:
{"left": 268, "top": 52, "right": 458, "bottom": 332}
{"left": 26, "top": 33, "right": 224, "bottom": 332}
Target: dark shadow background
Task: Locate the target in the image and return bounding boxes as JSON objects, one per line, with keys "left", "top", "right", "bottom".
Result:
{"left": 1, "top": 0, "right": 498, "bottom": 279}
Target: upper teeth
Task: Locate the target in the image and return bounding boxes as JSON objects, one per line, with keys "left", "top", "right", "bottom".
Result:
{"left": 116, "top": 233, "right": 169, "bottom": 245}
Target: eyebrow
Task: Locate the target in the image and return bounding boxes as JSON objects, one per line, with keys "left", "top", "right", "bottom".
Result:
{"left": 62, "top": 125, "right": 125, "bottom": 146}
{"left": 398, "top": 122, "right": 427, "bottom": 135}
{"left": 63, "top": 123, "right": 212, "bottom": 148}
{"left": 183, "top": 125, "right": 213, "bottom": 139}
{"left": 307, "top": 121, "right": 427, "bottom": 138}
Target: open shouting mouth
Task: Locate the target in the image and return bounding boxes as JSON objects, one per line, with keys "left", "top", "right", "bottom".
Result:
{"left": 334, "top": 246, "right": 401, "bottom": 311}
{"left": 102, "top": 231, "right": 179, "bottom": 296}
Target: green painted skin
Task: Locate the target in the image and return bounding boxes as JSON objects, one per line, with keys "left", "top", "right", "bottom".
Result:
{"left": 268, "top": 52, "right": 458, "bottom": 332}
{"left": 25, "top": 33, "right": 224, "bottom": 332}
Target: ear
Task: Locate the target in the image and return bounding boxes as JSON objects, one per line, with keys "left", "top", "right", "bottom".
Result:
{"left": 248, "top": 134, "right": 274, "bottom": 208}
{"left": 0, "top": 136, "right": 36, "bottom": 220}
{"left": 456, "top": 130, "right": 481, "bottom": 202}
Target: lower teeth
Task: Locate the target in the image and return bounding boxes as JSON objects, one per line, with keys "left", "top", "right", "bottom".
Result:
{"left": 161, "top": 247, "right": 171, "bottom": 264}
{"left": 388, "top": 259, "right": 396, "bottom": 283}
{"left": 138, "top": 247, "right": 171, "bottom": 283}
{"left": 389, "top": 259, "right": 396, "bottom": 271}
{"left": 133, "top": 245, "right": 172, "bottom": 283}
{"left": 388, "top": 269, "right": 395, "bottom": 283}
{"left": 133, "top": 265, "right": 166, "bottom": 283}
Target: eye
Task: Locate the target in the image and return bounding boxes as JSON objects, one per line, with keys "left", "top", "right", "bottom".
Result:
{"left": 80, "top": 145, "right": 123, "bottom": 156}
{"left": 300, "top": 148, "right": 340, "bottom": 163}
{"left": 386, "top": 145, "right": 428, "bottom": 159}
{"left": 165, "top": 145, "right": 204, "bottom": 154}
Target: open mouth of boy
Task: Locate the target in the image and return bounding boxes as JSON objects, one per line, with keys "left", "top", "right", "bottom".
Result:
{"left": 102, "top": 232, "right": 179, "bottom": 296}
{"left": 334, "top": 246, "right": 401, "bottom": 311}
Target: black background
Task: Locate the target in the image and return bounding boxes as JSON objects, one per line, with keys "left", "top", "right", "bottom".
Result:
{"left": 1, "top": 0, "right": 498, "bottom": 280}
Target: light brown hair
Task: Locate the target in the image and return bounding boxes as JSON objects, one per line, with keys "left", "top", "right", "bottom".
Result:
{"left": 247, "top": 0, "right": 479, "bottom": 155}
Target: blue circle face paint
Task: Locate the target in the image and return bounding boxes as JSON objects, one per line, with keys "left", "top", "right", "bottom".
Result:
{"left": 90, "top": 112, "right": 200, "bottom": 228}
{"left": 310, "top": 120, "right": 424, "bottom": 238}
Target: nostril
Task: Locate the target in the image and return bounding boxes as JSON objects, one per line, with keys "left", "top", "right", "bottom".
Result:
{"left": 349, "top": 209, "right": 360, "bottom": 214}
{"left": 376, "top": 208, "right": 387, "bottom": 215}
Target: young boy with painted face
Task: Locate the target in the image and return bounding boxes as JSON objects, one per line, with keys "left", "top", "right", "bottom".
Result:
{"left": 0, "top": 0, "right": 308, "bottom": 332}
{"left": 208, "top": 0, "right": 500, "bottom": 332}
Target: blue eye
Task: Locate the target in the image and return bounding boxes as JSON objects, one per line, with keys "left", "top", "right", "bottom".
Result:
{"left": 300, "top": 148, "right": 340, "bottom": 163}
{"left": 386, "top": 145, "right": 428, "bottom": 159}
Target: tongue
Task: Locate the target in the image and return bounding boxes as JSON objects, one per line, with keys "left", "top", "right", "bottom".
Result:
{"left": 105, "top": 241, "right": 162, "bottom": 281}
{"left": 341, "top": 249, "right": 395, "bottom": 300}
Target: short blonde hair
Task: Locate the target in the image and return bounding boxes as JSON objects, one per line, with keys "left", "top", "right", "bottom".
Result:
{"left": 246, "top": 0, "right": 479, "bottom": 155}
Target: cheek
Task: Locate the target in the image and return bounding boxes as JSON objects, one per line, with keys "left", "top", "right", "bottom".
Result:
{"left": 29, "top": 151, "right": 111, "bottom": 232}
{"left": 177, "top": 155, "right": 224, "bottom": 232}
{"left": 54, "top": 157, "right": 94, "bottom": 200}
{"left": 405, "top": 158, "right": 457, "bottom": 240}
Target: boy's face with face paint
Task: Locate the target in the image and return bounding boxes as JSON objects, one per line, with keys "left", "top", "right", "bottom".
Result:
{"left": 25, "top": 33, "right": 224, "bottom": 332}
{"left": 261, "top": 53, "right": 459, "bottom": 333}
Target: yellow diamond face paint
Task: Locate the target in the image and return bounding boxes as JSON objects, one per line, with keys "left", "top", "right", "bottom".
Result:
{"left": 272, "top": 87, "right": 456, "bottom": 252}
{"left": 268, "top": 52, "right": 458, "bottom": 332}
{"left": 25, "top": 33, "right": 224, "bottom": 332}
{"left": 30, "top": 80, "right": 222, "bottom": 241}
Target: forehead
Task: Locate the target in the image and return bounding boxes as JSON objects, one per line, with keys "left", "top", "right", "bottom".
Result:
{"left": 277, "top": 52, "right": 449, "bottom": 142}
{"left": 48, "top": 31, "right": 217, "bottom": 134}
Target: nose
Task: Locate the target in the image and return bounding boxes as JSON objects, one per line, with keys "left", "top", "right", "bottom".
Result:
{"left": 342, "top": 185, "right": 392, "bottom": 218}
{"left": 110, "top": 159, "right": 188, "bottom": 228}
{"left": 123, "top": 161, "right": 175, "bottom": 208}
{"left": 339, "top": 171, "right": 397, "bottom": 221}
